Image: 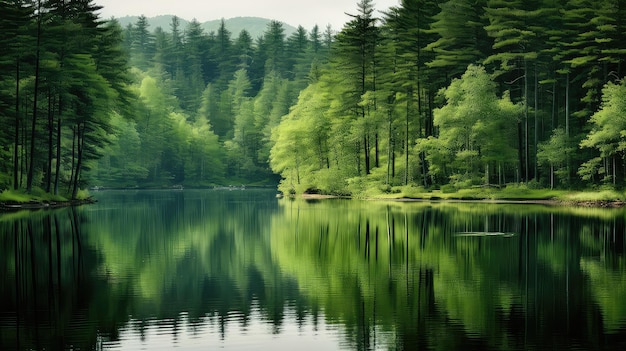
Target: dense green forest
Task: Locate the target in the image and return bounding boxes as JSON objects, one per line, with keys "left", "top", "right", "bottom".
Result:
{"left": 2, "top": 0, "right": 626, "bottom": 198}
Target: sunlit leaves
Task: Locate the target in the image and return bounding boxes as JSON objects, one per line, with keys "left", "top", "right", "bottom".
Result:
{"left": 270, "top": 83, "right": 333, "bottom": 193}
{"left": 578, "top": 80, "right": 626, "bottom": 182}
{"left": 426, "top": 65, "right": 521, "bottom": 185}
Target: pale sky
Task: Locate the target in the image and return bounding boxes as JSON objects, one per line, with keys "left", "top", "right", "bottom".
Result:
{"left": 95, "top": 0, "right": 399, "bottom": 30}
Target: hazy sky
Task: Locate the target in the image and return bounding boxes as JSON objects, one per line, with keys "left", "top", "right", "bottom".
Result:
{"left": 95, "top": 0, "right": 399, "bottom": 30}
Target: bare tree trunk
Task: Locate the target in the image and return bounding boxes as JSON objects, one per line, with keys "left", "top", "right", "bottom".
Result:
{"left": 524, "top": 59, "right": 529, "bottom": 182}
{"left": 13, "top": 59, "right": 20, "bottom": 190}
{"left": 534, "top": 64, "right": 539, "bottom": 181}
{"left": 46, "top": 88, "right": 54, "bottom": 193}
{"left": 27, "top": 1, "right": 43, "bottom": 193}
{"left": 72, "top": 124, "right": 85, "bottom": 200}
{"left": 565, "top": 72, "right": 570, "bottom": 184}
{"left": 364, "top": 134, "right": 370, "bottom": 175}
{"left": 68, "top": 126, "right": 76, "bottom": 194}
{"left": 54, "top": 97, "right": 62, "bottom": 195}
{"left": 375, "top": 132, "right": 379, "bottom": 168}
{"left": 387, "top": 111, "right": 392, "bottom": 185}
{"left": 405, "top": 93, "right": 409, "bottom": 186}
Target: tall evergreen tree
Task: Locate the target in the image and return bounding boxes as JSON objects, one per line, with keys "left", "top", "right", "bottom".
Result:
{"left": 426, "top": 0, "right": 491, "bottom": 81}
{"left": 233, "top": 29, "right": 253, "bottom": 70}
{"left": 484, "top": 0, "right": 553, "bottom": 182}
{"left": 333, "top": 0, "right": 380, "bottom": 175}
{"left": 129, "top": 15, "right": 154, "bottom": 70}
{"left": 0, "top": 0, "right": 34, "bottom": 189}
{"left": 382, "top": 0, "right": 440, "bottom": 185}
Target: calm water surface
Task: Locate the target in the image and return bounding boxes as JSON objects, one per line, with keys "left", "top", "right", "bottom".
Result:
{"left": 1, "top": 189, "right": 626, "bottom": 350}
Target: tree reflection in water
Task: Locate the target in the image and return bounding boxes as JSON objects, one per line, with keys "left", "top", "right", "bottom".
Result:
{"left": 1, "top": 190, "right": 625, "bottom": 350}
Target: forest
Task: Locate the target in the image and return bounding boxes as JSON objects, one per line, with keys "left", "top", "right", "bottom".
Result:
{"left": 1, "top": 0, "right": 626, "bottom": 198}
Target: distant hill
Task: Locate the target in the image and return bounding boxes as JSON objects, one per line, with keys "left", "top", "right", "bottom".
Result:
{"left": 112, "top": 15, "right": 298, "bottom": 39}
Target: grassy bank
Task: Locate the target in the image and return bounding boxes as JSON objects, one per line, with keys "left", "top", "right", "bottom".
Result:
{"left": 347, "top": 185, "right": 626, "bottom": 206}
{"left": 0, "top": 188, "right": 93, "bottom": 212}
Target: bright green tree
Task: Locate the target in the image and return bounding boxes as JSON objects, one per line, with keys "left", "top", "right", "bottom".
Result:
{"left": 425, "top": 65, "right": 521, "bottom": 186}
{"left": 579, "top": 80, "right": 626, "bottom": 185}
{"left": 270, "top": 82, "right": 333, "bottom": 193}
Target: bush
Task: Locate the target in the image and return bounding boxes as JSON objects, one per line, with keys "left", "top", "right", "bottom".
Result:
{"left": 526, "top": 179, "right": 542, "bottom": 189}
{"left": 441, "top": 184, "right": 457, "bottom": 194}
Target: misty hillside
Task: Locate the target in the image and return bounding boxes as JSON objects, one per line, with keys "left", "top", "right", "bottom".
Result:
{"left": 112, "top": 15, "right": 298, "bottom": 38}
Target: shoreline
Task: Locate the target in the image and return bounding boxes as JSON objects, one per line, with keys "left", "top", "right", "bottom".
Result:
{"left": 3, "top": 191, "right": 625, "bottom": 212}
{"left": 0, "top": 198, "right": 97, "bottom": 212}
{"left": 297, "top": 193, "right": 626, "bottom": 208}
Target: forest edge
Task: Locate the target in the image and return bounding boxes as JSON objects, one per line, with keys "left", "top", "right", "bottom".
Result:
{"left": 2, "top": 188, "right": 625, "bottom": 213}
{"left": 294, "top": 191, "right": 626, "bottom": 208}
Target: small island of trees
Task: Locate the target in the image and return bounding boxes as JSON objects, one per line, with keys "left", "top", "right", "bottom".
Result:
{"left": 2, "top": 0, "right": 626, "bottom": 202}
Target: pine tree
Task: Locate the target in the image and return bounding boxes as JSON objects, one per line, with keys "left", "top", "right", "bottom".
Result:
{"left": 233, "top": 29, "right": 253, "bottom": 70}
{"left": 214, "top": 19, "right": 235, "bottom": 86}
{"left": 485, "top": 0, "right": 552, "bottom": 182}
{"left": 382, "top": 0, "right": 439, "bottom": 185}
{"left": 286, "top": 25, "right": 309, "bottom": 81}
{"left": 426, "top": 0, "right": 491, "bottom": 81}
{"left": 180, "top": 19, "right": 208, "bottom": 113}
{"left": 333, "top": 0, "right": 380, "bottom": 175}
{"left": 129, "top": 15, "right": 154, "bottom": 70}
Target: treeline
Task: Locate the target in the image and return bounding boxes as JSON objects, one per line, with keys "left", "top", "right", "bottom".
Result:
{"left": 0, "top": 0, "right": 332, "bottom": 193}
{"left": 0, "top": 0, "right": 133, "bottom": 198}
{"left": 3, "top": 0, "right": 626, "bottom": 197}
{"left": 271, "top": 0, "right": 626, "bottom": 195}
{"left": 94, "top": 15, "right": 332, "bottom": 187}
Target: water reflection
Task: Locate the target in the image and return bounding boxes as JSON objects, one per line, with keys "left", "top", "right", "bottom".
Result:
{"left": 1, "top": 191, "right": 626, "bottom": 350}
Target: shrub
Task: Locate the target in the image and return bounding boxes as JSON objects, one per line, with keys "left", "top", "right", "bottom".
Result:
{"left": 441, "top": 184, "right": 457, "bottom": 194}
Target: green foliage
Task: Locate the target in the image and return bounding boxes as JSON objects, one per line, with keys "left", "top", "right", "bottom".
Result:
{"left": 0, "top": 189, "right": 35, "bottom": 203}
{"left": 0, "top": 187, "right": 68, "bottom": 202}
{"left": 5, "top": 0, "right": 626, "bottom": 196}
{"left": 538, "top": 128, "right": 577, "bottom": 187}
{"left": 578, "top": 80, "right": 626, "bottom": 183}
{"left": 427, "top": 65, "right": 521, "bottom": 186}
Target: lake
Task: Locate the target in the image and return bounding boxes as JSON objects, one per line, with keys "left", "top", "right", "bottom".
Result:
{"left": 1, "top": 189, "right": 626, "bottom": 350}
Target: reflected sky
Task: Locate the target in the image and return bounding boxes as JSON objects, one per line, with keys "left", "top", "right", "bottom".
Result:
{"left": 101, "top": 306, "right": 359, "bottom": 350}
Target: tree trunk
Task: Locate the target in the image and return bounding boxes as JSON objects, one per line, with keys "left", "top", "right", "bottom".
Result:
{"left": 565, "top": 72, "right": 570, "bottom": 137}
{"left": 13, "top": 59, "right": 20, "bottom": 190}
{"left": 534, "top": 64, "right": 539, "bottom": 181}
{"left": 524, "top": 59, "right": 529, "bottom": 182}
{"left": 68, "top": 126, "right": 76, "bottom": 194}
{"left": 54, "top": 96, "right": 62, "bottom": 195}
{"left": 27, "top": 1, "right": 43, "bottom": 193}
{"left": 46, "top": 89, "right": 54, "bottom": 193}
{"left": 375, "top": 132, "right": 379, "bottom": 168}
{"left": 72, "top": 124, "right": 85, "bottom": 200}
{"left": 54, "top": 111, "right": 62, "bottom": 195}
{"left": 517, "top": 121, "right": 523, "bottom": 184}
{"left": 405, "top": 93, "right": 410, "bottom": 186}
{"left": 364, "top": 134, "right": 370, "bottom": 175}
{"left": 387, "top": 111, "right": 392, "bottom": 185}
{"left": 356, "top": 140, "right": 361, "bottom": 175}
{"left": 552, "top": 79, "right": 557, "bottom": 130}
{"left": 565, "top": 72, "right": 570, "bottom": 184}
